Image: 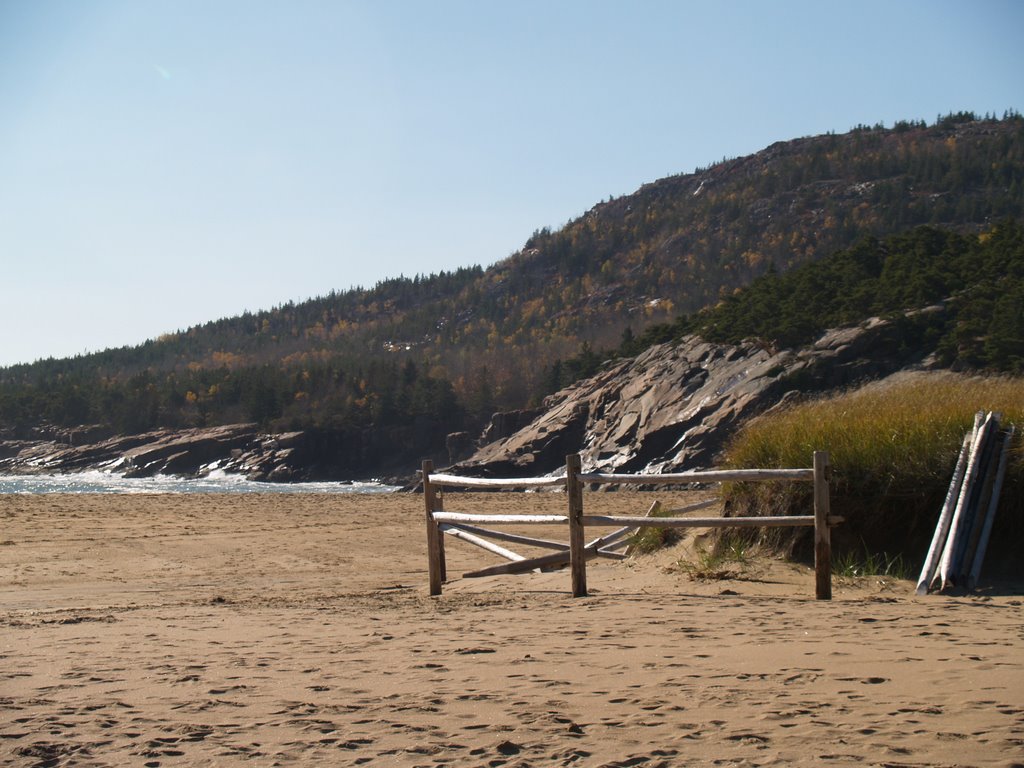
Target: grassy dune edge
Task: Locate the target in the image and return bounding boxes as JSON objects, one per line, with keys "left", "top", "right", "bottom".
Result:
{"left": 720, "top": 371, "right": 1023, "bottom": 576}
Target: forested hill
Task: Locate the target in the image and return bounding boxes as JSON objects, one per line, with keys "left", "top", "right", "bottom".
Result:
{"left": 2, "top": 112, "right": 1023, "bottom": 471}
{"left": 625, "top": 221, "right": 1024, "bottom": 375}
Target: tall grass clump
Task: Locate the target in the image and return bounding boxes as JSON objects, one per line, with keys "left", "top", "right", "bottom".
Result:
{"left": 721, "top": 372, "right": 1024, "bottom": 572}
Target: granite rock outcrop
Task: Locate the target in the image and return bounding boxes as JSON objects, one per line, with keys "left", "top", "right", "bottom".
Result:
{"left": 449, "top": 310, "right": 942, "bottom": 478}
{"left": 0, "top": 424, "right": 346, "bottom": 483}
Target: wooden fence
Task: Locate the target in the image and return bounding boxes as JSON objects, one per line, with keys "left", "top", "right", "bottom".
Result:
{"left": 423, "top": 451, "right": 837, "bottom": 600}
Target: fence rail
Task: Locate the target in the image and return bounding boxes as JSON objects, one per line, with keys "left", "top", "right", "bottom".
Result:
{"left": 423, "top": 451, "right": 835, "bottom": 600}
{"left": 428, "top": 473, "right": 566, "bottom": 489}
{"left": 579, "top": 514, "right": 818, "bottom": 528}
{"left": 579, "top": 468, "right": 815, "bottom": 484}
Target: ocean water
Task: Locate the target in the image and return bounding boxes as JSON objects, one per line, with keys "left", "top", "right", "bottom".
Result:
{"left": 0, "top": 469, "right": 399, "bottom": 495}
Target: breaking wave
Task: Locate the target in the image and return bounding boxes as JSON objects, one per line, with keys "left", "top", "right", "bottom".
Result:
{"left": 0, "top": 469, "right": 399, "bottom": 495}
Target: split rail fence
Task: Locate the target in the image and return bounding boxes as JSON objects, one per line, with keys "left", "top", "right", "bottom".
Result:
{"left": 423, "top": 451, "right": 837, "bottom": 600}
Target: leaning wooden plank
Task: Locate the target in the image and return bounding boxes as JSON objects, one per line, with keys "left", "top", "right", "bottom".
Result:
{"left": 439, "top": 522, "right": 569, "bottom": 551}
{"left": 939, "top": 411, "right": 995, "bottom": 588}
{"left": 935, "top": 410, "right": 988, "bottom": 590}
{"left": 464, "top": 545, "right": 608, "bottom": 578}
{"left": 427, "top": 473, "right": 566, "bottom": 489}
{"left": 579, "top": 468, "right": 814, "bottom": 485}
{"left": 432, "top": 511, "right": 569, "bottom": 524}
{"left": 580, "top": 514, "right": 817, "bottom": 528}
{"left": 596, "top": 529, "right": 638, "bottom": 553}
{"left": 587, "top": 524, "right": 638, "bottom": 546}
{"left": 591, "top": 526, "right": 635, "bottom": 550}
{"left": 967, "top": 425, "right": 1015, "bottom": 590}
{"left": 439, "top": 525, "right": 525, "bottom": 562}
{"left": 584, "top": 526, "right": 636, "bottom": 554}
{"left": 465, "top": 550, "right": 571, "bottom": 577}
{"left": 957, "top": 418, "right": 1003, "bottom": 583}
{"left": 499, "top": 526, "right": 632, "bottom": 573}
{"left": 916, "top": 430, "right": 973, "bottom": 595}
{"left": 526, "top": 506, "right": 629, "bottom": 572}
{"left": 938, "top": 411, "right": 995, "bottom": 590}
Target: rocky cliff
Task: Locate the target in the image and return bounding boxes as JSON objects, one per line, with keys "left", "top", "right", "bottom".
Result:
{"left": 0, "top": 424, "right": 370, "bottom": 483}
{"left": 449, "top": 309, "right": 944, "bottom": 478}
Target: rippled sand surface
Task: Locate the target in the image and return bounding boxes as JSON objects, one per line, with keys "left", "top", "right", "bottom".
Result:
{"left": 2, "top": 492, "right": 1022, "bottom": 767}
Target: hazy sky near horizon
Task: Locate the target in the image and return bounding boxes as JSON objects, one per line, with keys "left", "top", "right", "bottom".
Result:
{"left": 2, "top": 0, "right": 1022, "bottom": 367}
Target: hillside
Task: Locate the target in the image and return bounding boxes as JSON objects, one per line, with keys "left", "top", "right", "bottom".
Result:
{"left": 1, "top": 112, "right": 1023, "bottom": 477}
{"left": 621, "top": 220, "right": 1024, "bottom": 373}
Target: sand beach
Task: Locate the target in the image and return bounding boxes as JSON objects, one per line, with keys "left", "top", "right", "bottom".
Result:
{"left": 1, "top": 491, "right": 1022, "bottom": 767}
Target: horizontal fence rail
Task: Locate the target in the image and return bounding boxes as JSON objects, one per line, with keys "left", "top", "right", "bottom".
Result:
{"left": 427, "top": 473, "right": 566, "bottom": 489}
{"left": 433, "top": 512, "right": 569, "bottom": 525}
{"left": 422, "top": 451, "right": 835, "bottom": 600}
{"left": 579, "top": 515, "right": 818, "bottom": 528}
{"left": 579, "top": 468, "right": 815, "bottom": 484}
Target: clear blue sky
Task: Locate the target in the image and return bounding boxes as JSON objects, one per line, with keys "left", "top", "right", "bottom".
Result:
{"left": 2, "top": 0, "right": 1022, "bottom": 367}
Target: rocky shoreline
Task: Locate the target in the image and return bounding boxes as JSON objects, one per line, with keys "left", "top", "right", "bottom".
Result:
{"left": 1, "top": 309, "right": 943, "bottom": 487}
{"left": 0, "top": 424, "right": 398, "bottom": 485}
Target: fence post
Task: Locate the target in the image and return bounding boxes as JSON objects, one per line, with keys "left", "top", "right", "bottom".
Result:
{"left": 566, "top": 453, "right": 587, "bottom": 597}
{"left": 423, "top": 459, "right": 443, "bottom": 596}
{"left": 813, "top": 450, "right": 832, "bottom": 600}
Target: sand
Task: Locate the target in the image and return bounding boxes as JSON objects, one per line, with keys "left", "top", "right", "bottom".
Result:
{"left": 1, "top": 491, "right": 1022, "bottom": 767}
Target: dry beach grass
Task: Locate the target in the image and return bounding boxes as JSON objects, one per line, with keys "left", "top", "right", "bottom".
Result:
{"left": 721, "top": 371, "right": 1024, "bottom": 564}
{"left": 1, "top": 492, "right": 1023, "bottom": 767}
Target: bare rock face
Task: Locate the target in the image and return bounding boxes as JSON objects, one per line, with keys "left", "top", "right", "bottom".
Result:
{"left": 119, "top": 425, "right": 260, "bottom": 478}
{"left": 452, "top": 312, "right": 939, "bottom": 477}
{"left": 480, "top": 408, "right": 546, "bottom": 444}
{"left": 0, "top": 424, "right": 343, "bottom": 483}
